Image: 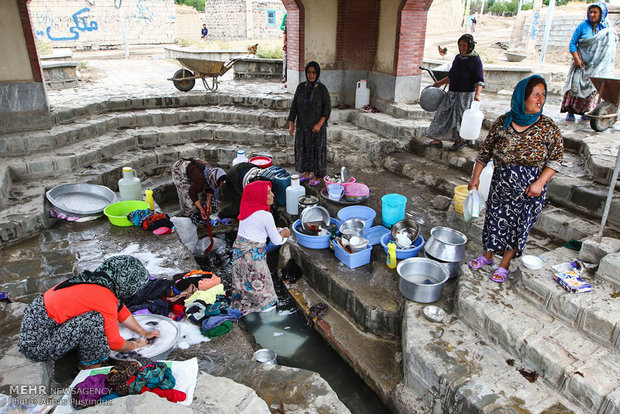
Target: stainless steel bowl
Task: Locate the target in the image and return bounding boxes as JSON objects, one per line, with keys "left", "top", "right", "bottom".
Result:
{"left": 254, "top": 348, "right": 277, "bottom": 365}
{"left": 424, "top": 251, "right": 461, "bottom": 279}
{"left": 46, "top": 183, "right": 116, "bottom": 215}
{"left": 339, "top": 219, "right": 366, "bottom": 241}
{"left": 424, "top": 226, "right": 467, "bottom": 262}
{"left": 348, "top": 237, "right": 369, "bottom": 253}
{"left": 397, "top": 258, "right": 449, "bottom": 303}
{"left": 300, "top": 205, "right": 330, "bottom": 233}
{"left": 391, "top": 219, "right": 420, "bottom": 249}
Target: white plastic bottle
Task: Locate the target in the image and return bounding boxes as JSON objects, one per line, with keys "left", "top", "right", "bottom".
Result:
{"left": 286, "top": 174, "right": 306, "bottom": 215}
{"left": 460, "top": 100, "right": 484, "bottom": 141}
{"left": 118, "top": 167, "right": 142, "bottom": 201}
{"left": 355, "top": 80, "right": 370, "bottom": 109}
{"left": 232, "top": 149, "right": 249, "bottom": 166}
{"left": 478, "top": 159, "right": 494, "bottom": 202}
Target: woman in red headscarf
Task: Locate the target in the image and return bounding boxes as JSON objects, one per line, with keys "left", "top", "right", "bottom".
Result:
{"left": 231, "top": 181, "right": 290, "bottom": 314}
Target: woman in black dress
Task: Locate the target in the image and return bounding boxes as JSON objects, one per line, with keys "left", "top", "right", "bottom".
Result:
{"left": 287, "top": 61, "right": 331, "bottom": 185}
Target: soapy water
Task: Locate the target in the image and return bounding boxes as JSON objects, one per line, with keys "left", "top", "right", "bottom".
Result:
{"left": 116, "top": 315, "right": 178, "bottom": 359}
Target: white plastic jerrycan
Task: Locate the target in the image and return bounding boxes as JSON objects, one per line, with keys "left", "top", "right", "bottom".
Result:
{"left": 286, "top": 174, "right": 306, "bottom": 215}
{"left": 478, "top": 159, "right": 494, "bottom": 202}
{"left": 232, "top": 149, "right": 249, "bottom": 166}
{"left": 355, "top": 80, "right": 370, "bottom": 109}
{"left": 460, "top": 100, "right": 484, "bottom": 141}
{"left": 118, "top": 167, "right": 142, "bottom": 201}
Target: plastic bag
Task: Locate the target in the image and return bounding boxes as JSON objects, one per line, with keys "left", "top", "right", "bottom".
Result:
{"left": 170, "top": 216, "right": 198, "bottom": 252}
{"left": 463, "top": 190, "right": 480, "bottom": 222}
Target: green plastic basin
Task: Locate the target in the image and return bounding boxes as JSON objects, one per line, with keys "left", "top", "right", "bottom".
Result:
{"left": 104, "top": 200, "right": 149, "bottom": 227}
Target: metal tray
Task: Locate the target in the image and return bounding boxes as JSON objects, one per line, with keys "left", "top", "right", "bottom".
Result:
{"left": 320, "top": 187, "right": 369, "bottom": 205}
{"left": 46, "top": 183, "right": 117, "bottom": 215}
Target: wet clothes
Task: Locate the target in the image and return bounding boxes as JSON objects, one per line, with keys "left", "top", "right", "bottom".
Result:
{"left": 107, "top": 361, "right": 141, "bottom": 396}
{"left": 71, "top": 374, "right": 112, "bottom": 409}
{"left": 287, "top": 65, "right": 331, "bottom": 178}
{"left": 125, "top": 279, "right": 174, "bottom": 308}
{"left": 128, "top": 362, "right": 176, "bottom": 394}
{"left": 203, "top": 320, "right": 232, "bottom": 338}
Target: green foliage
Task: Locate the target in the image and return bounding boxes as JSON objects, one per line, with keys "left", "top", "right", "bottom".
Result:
{"left": 256, "top": 44, "right": 283, "bottom": 59}
{"left": 177, "top": 38, "right": 191, "bottom": 47}
{"left": 175, "top": 0, "right": 204, "bottom": 12}
{"left": 78, "top": 61, "right": 88, "bottom": 71}
{"left": 36, "top": 39, "right": 53, "bottom": 55}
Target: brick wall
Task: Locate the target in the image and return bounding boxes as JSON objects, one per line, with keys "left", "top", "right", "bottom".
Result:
{"left": 281, "top": 0, "right": 304, "bottom": 71}
{"left": 394, "top": 0, "right": 433, "bottom": 77}
{"left": 29, "top": 0, "right": 176, "bottom": 49}
{"left": 336, "top": 0, "right": 380, "bottom": 70}
{"left": 19, "top": 0, "right": 43, "bottom": 82}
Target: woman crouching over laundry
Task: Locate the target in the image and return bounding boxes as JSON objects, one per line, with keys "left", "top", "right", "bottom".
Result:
{"left": 18, "top": 256, "right": 159, "bottom": 369}
{"left": 231, "top": 181, "right": 290, "bottom": 314}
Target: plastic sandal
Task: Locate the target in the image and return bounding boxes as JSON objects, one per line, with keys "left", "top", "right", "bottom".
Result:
{"left": 425, "top": 140, "right": 443, "bottom": 148}
{"left": 449, "top": 139, "right": 465, "bottom": 151}
{"left": 308, "top": 178, "right": 321, "bottom": 186}
{"left": 565, "top": 113, "right": 575, "bottom": 122}
{"left": 469, "top": 255, "right": 494, "bottom": 269}
{"left": 491, "top": 266, "right": 510, "bottom": 283}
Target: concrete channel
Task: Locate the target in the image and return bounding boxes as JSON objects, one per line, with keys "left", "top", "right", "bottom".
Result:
{"left": 0, "top": 54, "right": 619, "bottom": 413}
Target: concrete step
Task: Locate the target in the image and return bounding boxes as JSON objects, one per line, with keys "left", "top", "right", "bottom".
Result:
{"left": 280, "top": 274, "right": 403, "bottom": 405}
{"left": 283, "top": 238, "right": 402, "bottom": 340}
{"left": 401, "top": 299, "right": 584, "bottom": 413}
{"left": 350, "top": 111, "right": 430, "bottom": 142}
{"left": 0, "top": 106, "right": 291, "bottom": 157}
{"left": 0, "top": 92, "right": 292, "bottom": 134}
{"left": 457, "top": 265, "right": 620, "bottom": 413}
{"left": 563, "top": 129, "right": 620, "bottom": 188}
{"left": 513, "top": 247, "right": 620, "bottom": 352}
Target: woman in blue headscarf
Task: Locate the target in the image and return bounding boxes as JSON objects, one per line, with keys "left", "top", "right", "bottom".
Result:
{"left": 561, "top": 2, "right": 618, "bottom": 122}
{"left": 287, "top": 61, "right": 331, "bottom": 185}
{"left": 467, "top": 76, "right": 563, "bottom": 282}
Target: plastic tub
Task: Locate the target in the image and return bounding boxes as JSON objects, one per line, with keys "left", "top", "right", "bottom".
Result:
{"left": 249, "top": 156, "right": 273, "bottom": 168}
{"left": 381, "top": 194, "right": 407, "bottom": 228}
{"left": 337, "top": 206, "right": 376, "bottom": 230}
{"left": 334, "top": 239, "right": 372, "bottom": 269}
{"left": 323, "top": 175, "right": 356, "bottom": 188}
{"left": 453, "top": 185, "right": 468, "bottom": 214}
{"left": 365, "top": 226, "right": 390, "bottom": 246}
{"left": 327, "top": 184, "right": 345, "bottom": 200}
{"left": 381, "top": 232, "right": 425, "bottom": 259}
{"left": 292, "top": 218, "right": 340, "bottom": 249}
{"left": 104, "top": 200, "right": 150, "bottom": 227}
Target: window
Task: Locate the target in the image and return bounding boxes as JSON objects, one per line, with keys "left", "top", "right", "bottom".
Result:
{"left": 267, "top": 10, "right": 276, "bottom": 26}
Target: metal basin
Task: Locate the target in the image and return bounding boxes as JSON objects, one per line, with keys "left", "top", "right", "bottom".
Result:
{"left": 339, "top": 219, "right": 366, "bottom": 241}
{"left": 424, "top": 251, "right": 461, "bottom": 279}
{"left": 300, "top": 205, "right": 330, "bottom": 233}
{"left": 397, "top": 258, "right": 449, "bottom": 303}
{"left": 254, "top": 348, "right": 277, "bottom": 365}
{"left": 391, "top": 219, "right": 420, "bottom": 248}
{"left": 424, "top": 226, "right": 467, "bottom": 262}
{"left": 46, "top": 183, "right": 116, "bottom": 215}
{"left": 114, "top": 314, "right": 179, "bottom": 360}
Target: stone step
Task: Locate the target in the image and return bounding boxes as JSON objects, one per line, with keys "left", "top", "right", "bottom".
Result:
{"left": 283, "top": 237, "right": 402, "bottom": 340}
{"left": 0, "top": 106, "right": 291, "bottom": 157}
{"left": 513, "top": 247, "right": 620, "bottom": 351}
{"left": 0, "top": 92, "right": 292, "bottom": 134}
{"left": 564, "top": 129, "right": 620, "bottom": 188}
{"left": 350, "top": 111, "right": 430, "bottom": 142}
{"left": 457, "top": 265, "right": 620, "bottom": 413}
{"left": 401, "top": 299, "right": 584, "bottom": 413}
{"left": 279, "top": 273, "right": 402, "bottom": 405}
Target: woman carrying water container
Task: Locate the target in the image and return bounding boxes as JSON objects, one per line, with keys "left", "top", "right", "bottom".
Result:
{"left": 426, "top": 34, "right": 484, "bottom": 151}
{"left": 231, "top": 181, "right": 290, "bottom": 314}
{"left": 287, "top": 61, "right": 331, "bottom": 185}
{"left": 467, "top": 75, "right": 563, "bottom": 283}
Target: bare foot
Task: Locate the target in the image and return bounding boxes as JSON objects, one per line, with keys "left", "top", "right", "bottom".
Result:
{"left": 78, "top": 362, "right": 102, "bottom": 370}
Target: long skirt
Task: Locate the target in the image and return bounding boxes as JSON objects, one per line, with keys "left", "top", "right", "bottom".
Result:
{"left": 482, "top": 164, "right": 546, "bottom": 257}
{"left": 18, "top": 295, "right": 110, "bottom": 366}
{"left": 560, "top": 90, "right": 598, "bottom": 115}
{"left": 172, "top": 159, "right": 206, "bottom": 225}
{"left": 231, "top": 236, "right": 278, "bottom": 314}
{"left": 294, "top": 126, "right": 327, "bottom": 178}
{"left": 426, "top": 91, "right": 475, "bottom": 140}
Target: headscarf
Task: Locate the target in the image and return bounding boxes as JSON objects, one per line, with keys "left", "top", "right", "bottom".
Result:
{"left": 586, "top": 2, "right": 608, "bottom": 32}
{"left": 304, "top": 61, "right": 321, "bottom": 109}
{"left": 457, "top": 34, "right": 477, "bottom": 57}
{"left": 238, "top": 180, "right": 271, "bottom": 220}
{"left": 54, "top": 256, "right": 150, "bottom": 300}
{"left": 503, "top": 75, "right": 547, "bottom": 130}
{"left": 203, "top": 165, "right": 227, "bottom": 206}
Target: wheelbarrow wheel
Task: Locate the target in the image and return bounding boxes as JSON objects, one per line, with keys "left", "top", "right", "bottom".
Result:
{"left": 590, "top": 101, "right": 618, "bottom": 132}
{"left": 173, "top": 69, "right": 195, "bottom": 92}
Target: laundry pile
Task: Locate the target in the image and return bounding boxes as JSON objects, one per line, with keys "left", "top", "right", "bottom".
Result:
{"left": 128, "top": 209, "right": 175, "bottom": 235}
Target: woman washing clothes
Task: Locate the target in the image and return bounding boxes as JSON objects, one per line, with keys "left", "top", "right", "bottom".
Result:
{"left": 231, "top": 181, "right": 290, "bottom": 314}
{"left": 561, "top": 2, "right": 617, "bottom": 122}
{"left": 287, "top": 61, "right": 331, "bottom": 185}
{"left": 18, "top": 256, "right": 159, "bottom": 369}
{"left": 172, "top": 158, "right": 227, "bottom": 225}
{"left": 468, "top": 75, "right": 563, "bottom": 283}
{"left": 426, "top": 34, "right": 484, "bottom": 151}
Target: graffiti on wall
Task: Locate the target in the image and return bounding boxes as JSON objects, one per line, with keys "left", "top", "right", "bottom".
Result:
{"left": 35, "top": 7, "right": 99, "bottom": 41}
{"left": 131, "top": 0, "right": 154, "bottom": 25}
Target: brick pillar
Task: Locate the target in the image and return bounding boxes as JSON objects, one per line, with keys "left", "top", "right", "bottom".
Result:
{"left": 394, "top": 0, "right": 433, "bottom": 77}
{"left": 281, "top": 0, "right": 304, "bottom": 90}
{"left": 18, "top": 0, "right": 43, "bottom": 83}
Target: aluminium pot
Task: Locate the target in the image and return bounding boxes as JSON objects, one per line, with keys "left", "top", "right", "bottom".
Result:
{"left": 419, "top": 85, "right": 446, "bottom": 112}
{"left": 397, "top": 258, "right": 450, "bottom": 303}
{"left": 424, "top": 251, "right": 461, "bottom": 279}
{"left": 424, "top": 226, "right": 467, "bottom": 262}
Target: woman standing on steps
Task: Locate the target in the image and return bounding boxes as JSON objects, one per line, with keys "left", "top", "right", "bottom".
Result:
{"left": 287, "top": 61, "right": 331, "bottom": 186}
{"left": 426, "top": 34, "right": 484, "bottom": 152}
{"left": 561, "top": 2, "right": 617, "bottom": 122}
{"left": 467, "top": 75, "right": 563, "bottom": 283}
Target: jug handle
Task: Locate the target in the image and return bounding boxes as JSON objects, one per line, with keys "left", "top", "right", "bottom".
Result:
{"left": 133, "top": 170, "right": 137, "bottom": 178}
{"left": 357, "top": 81, "right": 360, "bottom": 89}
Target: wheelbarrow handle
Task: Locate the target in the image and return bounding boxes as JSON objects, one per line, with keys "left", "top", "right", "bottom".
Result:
{"left": 419, "top": 65, "right": 438, "bottom": 83}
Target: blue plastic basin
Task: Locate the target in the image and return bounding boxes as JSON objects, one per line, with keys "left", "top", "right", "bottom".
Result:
{"left": 292, "top": 218, "right": 340, "bottom": 249}
{"left": 380, "top": 232, "right": 425, "bottom": 259}
{"left": 337, "top": 206, "right": 376, "bottom": 230}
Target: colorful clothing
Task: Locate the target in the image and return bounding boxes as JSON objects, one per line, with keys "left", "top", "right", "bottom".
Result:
{"left": 287, "top": 61, "right": 331, "bottom": 178}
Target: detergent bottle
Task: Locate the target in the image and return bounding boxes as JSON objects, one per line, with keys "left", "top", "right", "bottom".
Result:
{"left": 386, "top": 241, "right": 397, "bottom": 270}
{"left": 144, "top": 189, "right": 154, "bottom": 211}
{"left": 118, "top": 167, "right": 142, "bottom": 201}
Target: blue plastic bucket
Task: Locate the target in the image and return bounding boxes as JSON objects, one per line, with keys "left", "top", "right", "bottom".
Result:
{"left": 381, "top": 194, "right": 407, "bottom": 228}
